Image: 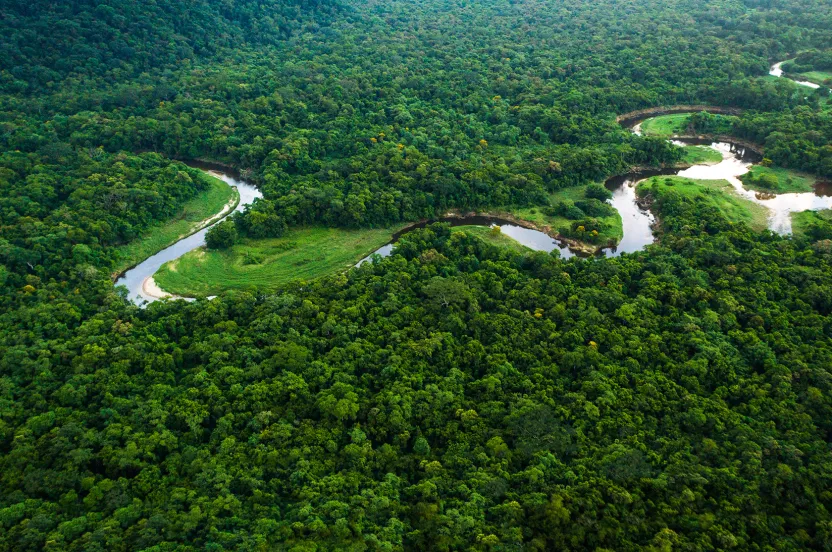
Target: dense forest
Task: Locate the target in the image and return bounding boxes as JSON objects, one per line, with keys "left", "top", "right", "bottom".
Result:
{"left": 2, "top": 0, "right": 832, "bottom": 549}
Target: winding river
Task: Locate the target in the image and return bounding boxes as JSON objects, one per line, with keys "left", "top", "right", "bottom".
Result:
{"left": 116, "top": 161, "right": 262, "bottom": 304}
{"left": 120, "top": 61, "right": 831, "bottom": 304}
{"left": 770, "top": 61, "right": 821, "bottom": 89}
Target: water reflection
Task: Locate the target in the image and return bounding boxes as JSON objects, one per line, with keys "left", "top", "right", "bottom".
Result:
{"left": 357, "top": 216, "right": 577, "bottom": 265}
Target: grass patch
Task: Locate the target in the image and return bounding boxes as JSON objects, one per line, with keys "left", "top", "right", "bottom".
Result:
{"left": 681, "top": 145, "right": 722, "bottom": 165}
{"left": 511, "top": 184, "right": 623, "bottom": 245}
{"left": 791, "top": 210, "right": 832, "bottom": 239}
{"left": 637, "top": 176, "right": 769, "bottom": 232}
{"left": 739, "top": 165, "right": 818, "bottom": 194}
{"left": 114, "top": 174, "right": 238, "bottom": 273}
{"left": 800, "top": 71, "right": 832, "bottom": 86}
{"left": 451, "top": 225, "right": 531, "bottom": 253}
{"left": 153, "top": 226, "right": 401, "bottom": 295}
{"left": 639, "top": 114, "right": 690, "bottom": 137}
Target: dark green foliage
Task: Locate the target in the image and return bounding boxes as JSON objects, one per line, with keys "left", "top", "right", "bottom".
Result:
{"left": 4, "top": 211, "right": 832, "bottom": 549}
{"left": 2, "top": 0, "right": 832, "bottom": 550}
{"left": 783, "top": 49, "right": 832, "bottom": 75}
{"left": 559, "top": 217, "right": 609, "bottom": 243}
{"left": 574, "top": 198, "right": 616, "bottom": 218}
{"left": 0, "top": 0, "right": 334, "bottom": 93}
{"left": 205, "top": 220, "right": 238, "bottom": 249}
{"left": 585, "top": 183, "right": 613, "bottom": 201}
{"left": 550, "top": 201, "right": 587, "bottom": 219}
{"left": 685, "top": 111, "right": 738, "bottom": 135}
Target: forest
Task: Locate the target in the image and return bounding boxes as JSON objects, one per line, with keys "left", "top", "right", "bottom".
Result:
{"left": 2, "top": 0, "right": 832, "bottom": 549}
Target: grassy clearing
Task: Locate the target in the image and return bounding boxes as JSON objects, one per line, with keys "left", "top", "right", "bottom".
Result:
{"left": 451, "top": 225, "right": 531, "bottom": 253}
{"left": 639, "top": 114, "right": 690, "bottom": 137}
{"left": 800, "top": 71, "right": 832, "bottom": 85}
{"left": 153, "top": 226, "right": 401, "bottom": 295}
{"left": 637, "top": 176, "right": 769, "bottom": 232}
{"left": 791, "top": 210, "right": 832, "bottom": 238}
{"left": 114, "top": 174, "right": 238, "bottom": 273}
{"left": 739, "top": 165, "right": 818, "bottom": 194}
{"left": 681, "top": 145, "right": 722, "bottom": 165}
{"left": 511, "top": 184, "right": 623, "bottom": 245}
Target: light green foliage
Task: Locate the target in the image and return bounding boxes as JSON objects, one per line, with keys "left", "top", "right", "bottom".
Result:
{"left": 791, "top": 209, "right": 832, "bottom": 239}
{"left": 451, "top": 225, "right": 531, "bottom": 253}
{"left": 637, "top": 176, "right": 769, "bottom": 231}
{"left": 639, "top": 114, "right": 691, "bottom": 137}
{"left": 680, "top": 145, "right": 723, "bottom": 165}
{"left": 740, "top": 165, "right": 819, "bottom": 193}
{"left": 114, "top": 174, "right": 238, "bottom": 272}
{"left": 153, "top": 226, "right": 400, "bottom": 295}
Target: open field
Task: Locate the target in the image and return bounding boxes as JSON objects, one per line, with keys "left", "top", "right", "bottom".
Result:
{"left": 791, "top": 209, "right": 832, "bottom": 238}
{"left": 681, "top": 145, "right": 722, "bottom": 165}
{"left": 639, "top": 114, "right": 690, "bottom": 136}
{"left": 114, "top": 174, "right": 238, "bottom": 274}
{"left": 800, "top": 71, "right": 832, "bottom": 85}
{"left": 451, "top": 225, "right": 531, "bottom": 252}
{"left": 153, "top": 226, "right": 401, "bottom": 295}
{"left": 739, "top": 165, "right": 819, "bottom": 194}
{"left": 637, "top": 176, "right": 769, "bottom": 231}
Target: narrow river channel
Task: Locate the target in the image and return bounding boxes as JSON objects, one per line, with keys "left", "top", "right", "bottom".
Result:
{"left": 116, "top": 162, "right": 261, "bottom": 304}
{"left": 769, "top": 61, "right": 820, "bottom": 89}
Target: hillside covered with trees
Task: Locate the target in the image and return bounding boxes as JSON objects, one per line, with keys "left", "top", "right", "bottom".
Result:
{"left": 2, "top": 0, "right": 832, "bottom": 549}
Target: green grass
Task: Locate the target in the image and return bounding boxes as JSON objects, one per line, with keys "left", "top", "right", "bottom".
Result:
{"left": 511, "top": 184, "right": 623, "bottom": 245}
{"left": 739, "top": 165, "right": 818, "bottom": 194}
{"left": 114, "top": 174, "right": 238, "bottom": 274}
{"left": 153, "top": 226, "right": 401, "bottom": 295}
{"left": 451, "top": 225, "right": 531, "bottom": 253}
{"left": 791, "top": 209, "right": 832, "bottom": 238}
{"left": 639, "top": 114, "right": 690, "bottom": 137}
{"left": 681, "top": 145, "right": 722, "bottom": 165}
{"left": 637, "top": 176, "right": 769, "bottom": 232}
{"left": 799, "top": 71, "right": 832, "bottom": 85}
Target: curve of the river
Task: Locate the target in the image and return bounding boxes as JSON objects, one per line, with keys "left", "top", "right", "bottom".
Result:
{"left": 770, "top": 61, "right": 821, "bottom": 89}
{"left": 121, "top": 64, "right": 829, "bottom": 304}
{"left": 116, "top": 161, "right": 262, "bottom": 304}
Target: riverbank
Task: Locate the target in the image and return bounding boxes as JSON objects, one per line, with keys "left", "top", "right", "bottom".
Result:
{"left": 739, "top": 165, "right": 821, "bottom": 194}
{"left": 112, "top": 171, "right": 240, "bottom": 279}
{"left": 115, "top": 164, "right": 263, "bottom": 304}
{"left": 152, "top": 226, "right": 404, "bottom": 296}
{"left": 142, "top": 276, "right": 173, "bottom": 300}
{"left": 636, "top": 176, "right": 769, "bottom": 232}
{"left": 616, "top": 105, "right": 744, "bottom": 127}
{"left": 451, "top": 225, "right": 532, "bottom": 253}
{"left": 792, "top": 209, "right": 832, "bottom": 238}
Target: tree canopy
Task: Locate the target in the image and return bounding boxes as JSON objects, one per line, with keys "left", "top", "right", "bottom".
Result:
{"left": 1, "top": 0, "right": 832, "bottom": 549}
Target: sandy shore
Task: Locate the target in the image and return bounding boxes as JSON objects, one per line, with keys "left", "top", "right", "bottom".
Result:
{"left": 142, "top": 276, "right": 173, "bottom": 300}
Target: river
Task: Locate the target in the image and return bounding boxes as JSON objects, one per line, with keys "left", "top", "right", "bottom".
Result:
{"left": 122, "top": 69, "right": 831, "bottom": 303}
{"left": 769, "top": 61, "right": 821, "bottom": 89}
{"left": 116, "top": 161, "right": 262, "bottom": 304}
{"left": 356, "top": 216, "right": 577, "bottom": 267}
